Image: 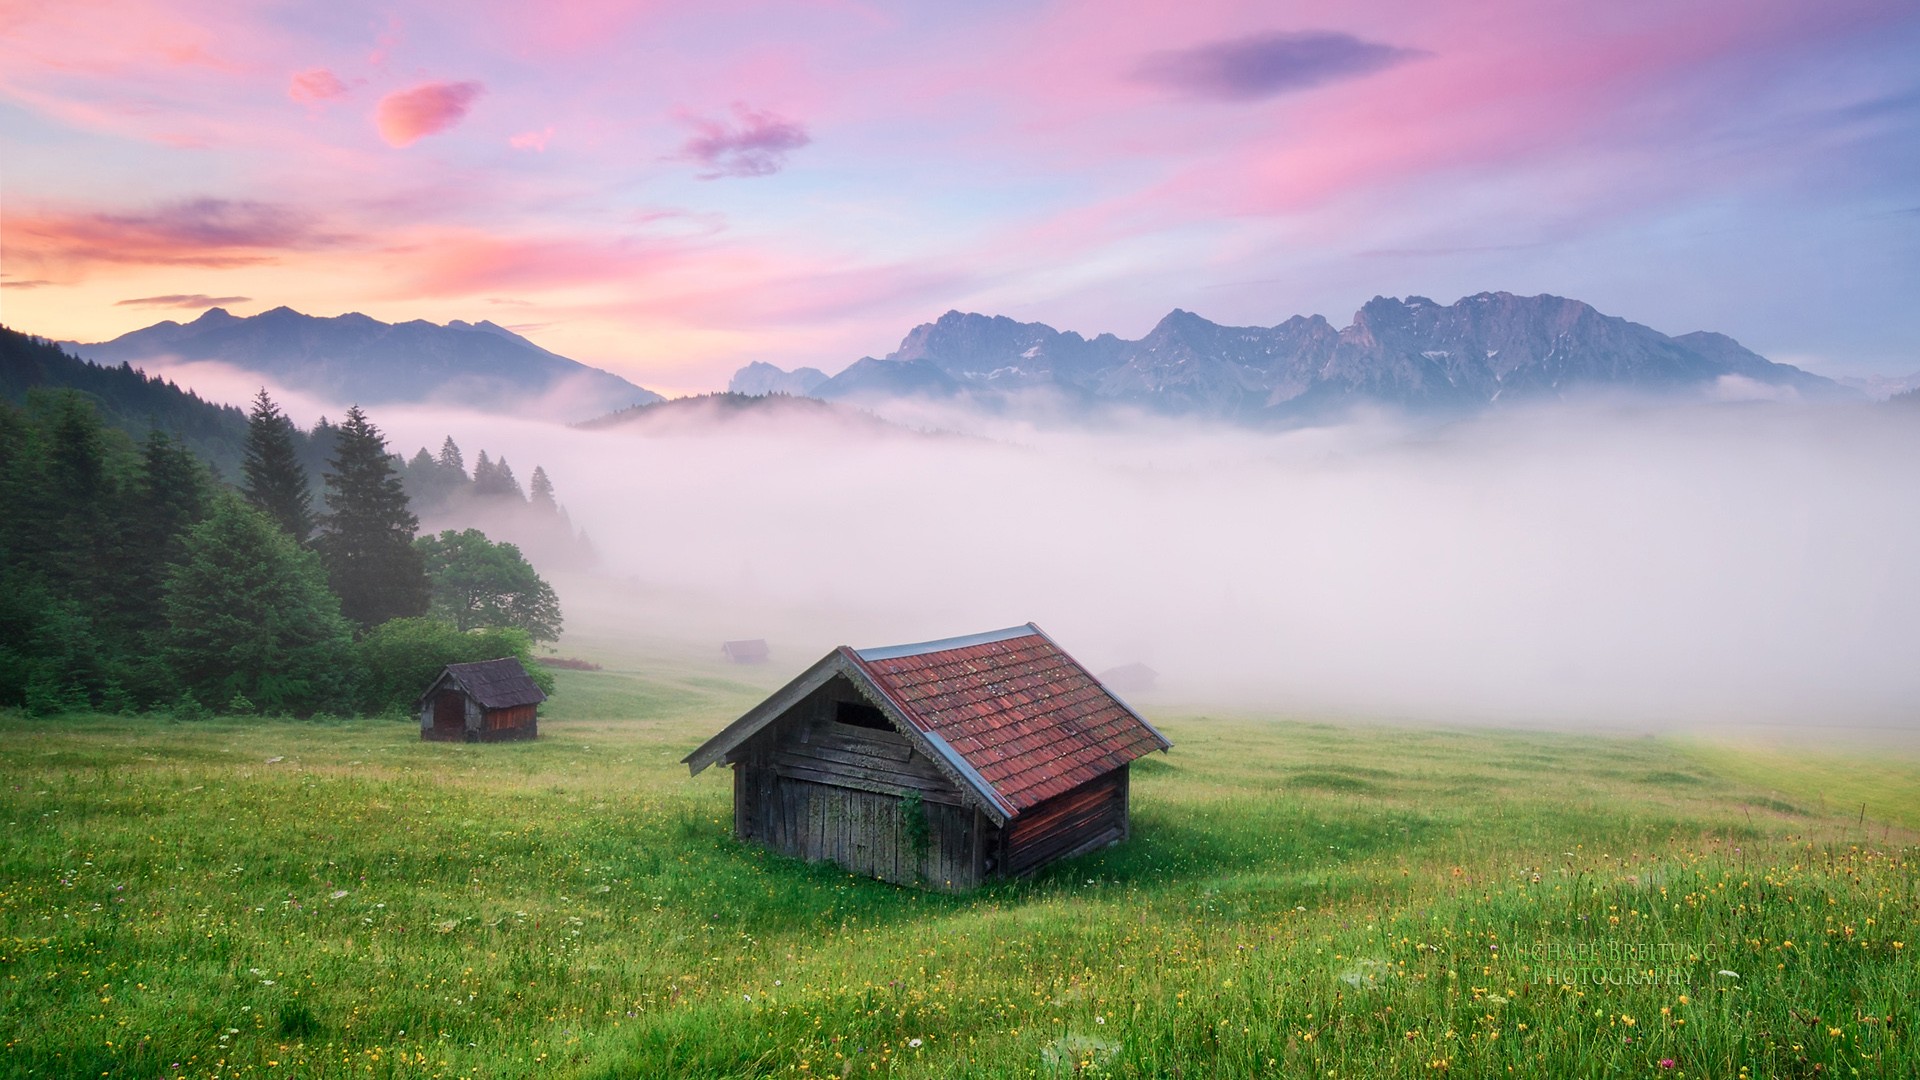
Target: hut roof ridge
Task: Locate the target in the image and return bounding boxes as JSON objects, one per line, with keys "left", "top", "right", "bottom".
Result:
{"left": 686, "top": 623, "right": 1170, "bottom": 820}
{"left": 432, "top": 656, "right": 547, "bottom": 710}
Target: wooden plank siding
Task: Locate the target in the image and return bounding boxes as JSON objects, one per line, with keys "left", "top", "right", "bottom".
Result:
{"left": 736, "top": 771, "right": 982, "bottom": 890}
{"left": 727, "top": 675, "right": 980, "bottom": 888}
{"left": 999, "top": 767, "right": 1128, "bottom": 877}
{"left": 476, "top": 704, "right": 537, "bottom": 742}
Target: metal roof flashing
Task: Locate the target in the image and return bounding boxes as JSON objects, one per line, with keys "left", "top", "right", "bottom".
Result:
{"left": 852, "top": 623, "right": 1038, "bottom": 662}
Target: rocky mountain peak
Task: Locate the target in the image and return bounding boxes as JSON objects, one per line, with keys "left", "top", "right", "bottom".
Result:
{"left": 729, "top": 291, "right": 1858, "bottom": 421}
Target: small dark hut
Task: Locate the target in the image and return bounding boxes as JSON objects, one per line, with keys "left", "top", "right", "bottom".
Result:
{"left": 1096, "top": 662, "right": 1159, "bottom": 694}
{"left": 722, "top": 639, "right": 771, "bottom": 664}
{"left": 684, "top": 623, "right": 1171, "bottom": 890}
{"left": 418, "top": 657, "right": 546, "bottom": 742}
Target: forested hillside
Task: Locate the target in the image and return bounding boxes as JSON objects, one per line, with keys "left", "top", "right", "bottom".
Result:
{"left": 0, "top": 388, "right": 557, "bottom": 717}
{"left": 0, "top": 324, "right": 335, "bottom": 480}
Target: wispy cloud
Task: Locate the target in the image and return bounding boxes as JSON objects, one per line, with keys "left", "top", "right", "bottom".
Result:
{"left": 375, "top": 80, "right": 484, "bottom": 147}
{"left": 680, "top": 105, "right": 811, "bottom": 179}
{"left": 115, "top": 293, "right": 251, "bottom": 308}
{"left": 509, "top": 126, "right": 555, "bottom": 152}
{"left": 1358, "top": 242, "right": 1549, "bottom": 258}
{"left": 288, "top": 68, "right": 349, "bottom": 104}
{"left": 0, "top": 279, "right": 54, "bottom": 290}
{"left": 1133, "top": 30, "right": 1427, "bottom": 101}
{"left": 7, "top": 198, "right": 340, "bottom": 271}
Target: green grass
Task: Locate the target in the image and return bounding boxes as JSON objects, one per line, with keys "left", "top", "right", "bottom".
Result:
{"left": 1, "top": 663, "right": 1914, "bottom": 1079}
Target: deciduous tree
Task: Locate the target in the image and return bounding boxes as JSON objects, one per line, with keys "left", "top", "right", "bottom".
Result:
{"left": 415, "top": 528, "right": 563, "bottom": 642}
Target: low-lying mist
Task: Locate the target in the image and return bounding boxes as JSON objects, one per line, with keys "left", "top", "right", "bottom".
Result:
{"left": 153, "top": 360, "right": 1920, "bottom": 740}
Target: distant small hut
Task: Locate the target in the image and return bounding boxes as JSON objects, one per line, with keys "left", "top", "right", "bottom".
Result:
{"left": 721, "top": 639, "right": 771, "bottom": 664}
{"left": 1096, "top": 662, "right": 1159, "bottom": 695}
{"left": 684, "top": 623, "right": 1171, "bottom": 890}
{"left": 418, "top": 658, "right": 546, "bottom": 742}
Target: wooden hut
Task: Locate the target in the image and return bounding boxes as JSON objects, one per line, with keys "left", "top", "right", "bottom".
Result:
{"left": 1096, "top": 662, "right": 1159, "bottom": 694}
{"left": 721, "top": 639, "right": 771, "bottom": 664}
{"left": 418, "top": 657, "right": 546, "bottom": 742}
{"left": 684, "top": 623, "right": 1171, "bottom": 890}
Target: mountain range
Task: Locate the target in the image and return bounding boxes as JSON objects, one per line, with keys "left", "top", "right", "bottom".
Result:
{"left": 731, "top": 292, "right": 1858, "bottom": 422}
{"left": 70, "top": 307, "right": 662, "bottom": 419}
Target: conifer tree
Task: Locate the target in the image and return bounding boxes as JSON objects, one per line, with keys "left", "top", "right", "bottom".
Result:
{"left": 437, "top": 436, "right": 465, "bottom": 479}
{"left": 116, "top": 430, "right": 210, "bottom": 636}
{"left": 316, "top": 405, "right": 429, "bottom": 629}
{"left": 35, "top": 392, "right": 117, "bottom": 597}
{"left": 529, "top": 466, "right": 558, "bottom": 514}
{"left": 241, "top": 389, "right": 313, "bottom": 542}
{"left": 163, "top": 495, "right": 353, "bottom": 713}
{"left": 490, "top": 457, "right": 526, "bottom": 501}
{"left": 471, "top": 449, "right": 496, "bottom": 492}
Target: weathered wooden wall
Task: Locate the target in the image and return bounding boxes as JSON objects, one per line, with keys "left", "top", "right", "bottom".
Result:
{"left": 731, "top": 675, "right": 983, "bottom": 888}
{"left": 477, "top": 704, "right": 538, "bottom": 742}
{"left": 737, "top": 770, "right": 981, "bottom": 889}
{"left": 999, "top": 766, "right": 1128, "bottom": 877}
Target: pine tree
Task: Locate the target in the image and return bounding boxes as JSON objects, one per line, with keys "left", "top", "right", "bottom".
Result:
{"left": 163, "top": 495, "right": 353, "bottom": 713}
{"left": 491, "top": 457, "right": 526, "bottom": 501}
{"left": 529, "top": 466, "right": 558, "bottom": 515}
{"left": 115, "top": 430, "right": 210, "bottom": 637}
{"left": 241, "top": 389, "right": 314, "bottom": 542}
{"left": 472, "top": 450, "right": 526, "bottom": 499}
{"left": 316, "top": 405, "right": 429, "bottom": 629}
{"left": 471, "top": 449, "right": 496, "bottom": 492}
{"left": 401, "top": 447, "right": 445, "bottom": 513}
{"left": 437, "top": 436, "right": 465, "bottom": 478}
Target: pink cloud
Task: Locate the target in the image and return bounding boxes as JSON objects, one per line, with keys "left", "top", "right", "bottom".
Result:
{"left": 509, "top": 126, "right": 554, "bottom": 152}
{"left": 679, "top": 105, "right": 811, "bottom": 178}
{"left": 5, "top": 198, "right": 345, "bottom": 274}
{"left": 386, "top": 229, "right": 686, "bottom": 298}
{"left": 374, "top": 81, "right": 484, "bottom": 147}
{"left": 288, "top": 68, "right": 348, "bottom": 104}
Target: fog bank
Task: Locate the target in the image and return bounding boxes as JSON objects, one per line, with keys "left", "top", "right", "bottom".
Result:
{"left": 138, "top": 357, "right": 1920, "bottom": 735}
{"left": 362, "top": 397, "right": 1919, "bottom": 737}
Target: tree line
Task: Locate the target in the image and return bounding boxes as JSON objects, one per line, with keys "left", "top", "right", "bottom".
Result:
{"left": 395, "top": 435, "right": 596, "bottom": 571}
{"left": 0, "top": 387, "right": 563, "bottom": 718}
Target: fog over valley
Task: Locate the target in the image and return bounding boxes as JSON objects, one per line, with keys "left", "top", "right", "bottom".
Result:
{"left": 156, "top": 359, "right": 1920, "bottom": 741}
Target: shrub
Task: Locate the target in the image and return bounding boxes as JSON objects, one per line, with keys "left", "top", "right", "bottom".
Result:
{"left": 355, "top": 617, "right": 555, "bottom": 716}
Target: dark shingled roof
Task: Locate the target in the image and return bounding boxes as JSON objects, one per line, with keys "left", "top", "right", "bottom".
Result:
{"left": 424, "top": 657, "right": 547, "bottom": 710}
{"left": 848, "top": 625, "right": 1170, "bottom": 814}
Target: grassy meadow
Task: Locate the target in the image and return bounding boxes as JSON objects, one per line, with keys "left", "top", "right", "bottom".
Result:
{"left": 1, "top": 647, "right": 1914, "bottom": 1079}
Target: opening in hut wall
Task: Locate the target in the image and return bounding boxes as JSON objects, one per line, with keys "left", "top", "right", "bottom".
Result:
{"left": 431, "top": 691, "right": 464, "bottom": 737}
{"left": 834, "top": 700, "right": 890, "bottom": 731}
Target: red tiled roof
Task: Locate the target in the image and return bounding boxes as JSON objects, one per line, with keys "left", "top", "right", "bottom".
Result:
{"left": 846, "top": 625, "right": 1170, "bottom": 814}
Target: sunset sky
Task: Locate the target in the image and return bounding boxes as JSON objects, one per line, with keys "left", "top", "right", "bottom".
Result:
{"left": 2, "top": 0, "right": 1916, "bottom": 394}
